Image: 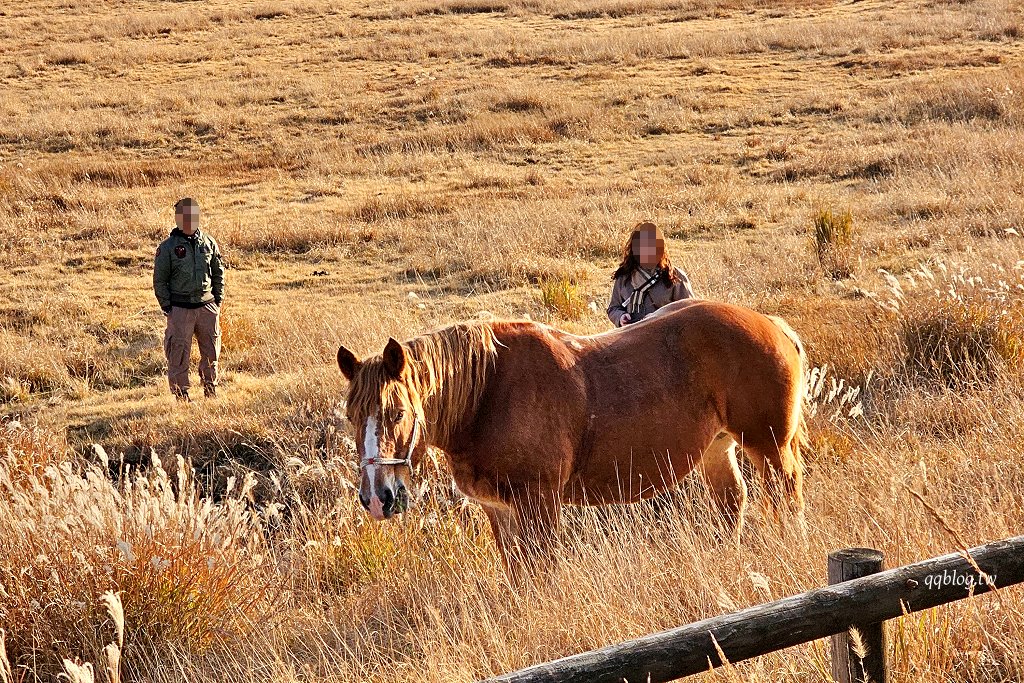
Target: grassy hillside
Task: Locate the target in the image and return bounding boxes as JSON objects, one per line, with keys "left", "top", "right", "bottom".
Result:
{"left": 1, "top": 0, "right": 1022, "bottom": 680}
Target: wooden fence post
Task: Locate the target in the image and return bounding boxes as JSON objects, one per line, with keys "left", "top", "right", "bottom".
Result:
{"left": 829, "top": 548, "right": 886, "bottom": 683}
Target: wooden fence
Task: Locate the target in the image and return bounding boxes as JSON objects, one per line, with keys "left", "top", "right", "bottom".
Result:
{"left": 483, "top": 535, "right": 1024, "bottom": 683}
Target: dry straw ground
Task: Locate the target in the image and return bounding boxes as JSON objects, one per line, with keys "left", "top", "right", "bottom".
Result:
{"left": 1, "top": 0, "right": 1023, "bottom": 680}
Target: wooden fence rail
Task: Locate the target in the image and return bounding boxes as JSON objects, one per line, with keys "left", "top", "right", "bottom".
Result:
{"left": 483, "top": 535, "right": 1024, "bottom": 683}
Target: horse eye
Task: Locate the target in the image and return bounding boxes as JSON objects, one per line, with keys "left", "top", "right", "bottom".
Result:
{"left": 394, "top": 410, "right": 405, "bottom": 424}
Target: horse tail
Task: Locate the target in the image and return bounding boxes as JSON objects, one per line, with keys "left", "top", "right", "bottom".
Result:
{"left": 766, "top": 315, "right": 808, "bottom": 480}
{"left": 766, "top": 314, "right": 805, "bottom": 364}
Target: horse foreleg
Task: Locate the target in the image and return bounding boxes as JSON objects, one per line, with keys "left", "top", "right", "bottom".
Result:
{"left": 481, "top": 492, "right": 560, "bottom": 578}
{"left": 510, "top": 487, "right": 562, "bottom": 564}
{"left": 697, "top": 433, "right": 747, "bottom": 539}
{"left": 482, "top": 504, "right": 518, "bottom": 573}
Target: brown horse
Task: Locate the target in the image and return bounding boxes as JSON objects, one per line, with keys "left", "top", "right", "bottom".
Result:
{"left": 336, "top": 299, "right": 806, "bottom": 565}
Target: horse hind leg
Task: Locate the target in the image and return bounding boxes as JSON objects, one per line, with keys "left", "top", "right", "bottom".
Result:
{"left": 697, "top": 433, "right": 747, "bottom": 540}
{"left": 743, "top": 430, "right": 805, "bottom": 528}
{"left": 770, "top": 437, "right": 807, "bottom": 541}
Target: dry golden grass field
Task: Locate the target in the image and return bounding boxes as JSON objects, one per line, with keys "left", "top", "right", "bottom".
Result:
{"left": 1, "top": 0, "right": 1024, "bottom": 680}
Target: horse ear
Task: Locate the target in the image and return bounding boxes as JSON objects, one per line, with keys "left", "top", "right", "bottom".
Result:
{"left": 337, "top": 345, "right": 361, "bottom": 381}
{"left": 382, "top": 337, "right": 406, "bottom": 380}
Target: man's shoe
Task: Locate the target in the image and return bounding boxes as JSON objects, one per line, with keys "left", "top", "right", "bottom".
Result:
{"left": 204, "top": 384, "right": 217, "bottom": 399}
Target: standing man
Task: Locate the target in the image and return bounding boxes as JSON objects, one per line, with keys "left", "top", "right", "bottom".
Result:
{"left": 153, "top": 198, "right": 225, "bottom": 401}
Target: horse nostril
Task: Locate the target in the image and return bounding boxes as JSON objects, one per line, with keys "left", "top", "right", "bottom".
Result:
{"left": 380, "top": 488, "right": 395, "bottom": 515}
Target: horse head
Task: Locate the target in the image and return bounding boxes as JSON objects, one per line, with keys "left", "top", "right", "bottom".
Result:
{"left": 337, "top": 338, "right": 426, "bottom": 520}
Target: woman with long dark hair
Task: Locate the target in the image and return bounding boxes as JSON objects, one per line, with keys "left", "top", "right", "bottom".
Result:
{"left": 607, "top": 221, "right": 694, "bottom": 327}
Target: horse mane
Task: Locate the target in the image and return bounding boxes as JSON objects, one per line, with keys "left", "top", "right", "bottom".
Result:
{"left": 350, "top": 322, "right": 498, "bottom": 447}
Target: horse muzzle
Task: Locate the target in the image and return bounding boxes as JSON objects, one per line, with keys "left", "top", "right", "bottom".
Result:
{"left": 360, "top": 484, "right": 409, "bottom": 520}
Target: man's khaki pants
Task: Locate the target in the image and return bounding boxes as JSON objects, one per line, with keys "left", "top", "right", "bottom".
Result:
{"left": 164, "top": 303, "right": 220, "bottom": 396}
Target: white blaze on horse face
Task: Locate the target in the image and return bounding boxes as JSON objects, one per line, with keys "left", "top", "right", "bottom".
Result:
{"left": 362, "top": 415, "right": 385, "bottom": 519}
{"left": 363, "top": 414, "right": 380, "bottom": 463}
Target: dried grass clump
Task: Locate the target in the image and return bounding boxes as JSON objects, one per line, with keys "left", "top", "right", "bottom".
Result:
{"left": 347, "top": 192, "right": 456, "bottom": 223}
{"left": 812, "top": 206, "right": 855, "bottom": 280}
{"left": 877, "top": 262, "right": 1024, "bottom": 389}
{"left": 0, "top": 420, "right": 69, "bottom": 484}
{"left": 538, "top": 276, "right": 587, "bottom": 321}
{"left": 46, "top": 44, "right": 96, "bottom": 66}
{"left": 878, "top": 69, "right": 1022, "bottom": 126}
{"left": 0, "top": 442, "right": 282, "bottom": 677}
{"left": 900, "top": 298, "right": 1023, "bottom": 389}
{"left": 93, "top": 10, "right": 211, "bottom": 40}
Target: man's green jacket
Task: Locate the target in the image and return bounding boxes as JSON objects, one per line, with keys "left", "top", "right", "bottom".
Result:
{"left": 153, "top": 228, "right": 224, "bottom": 309}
